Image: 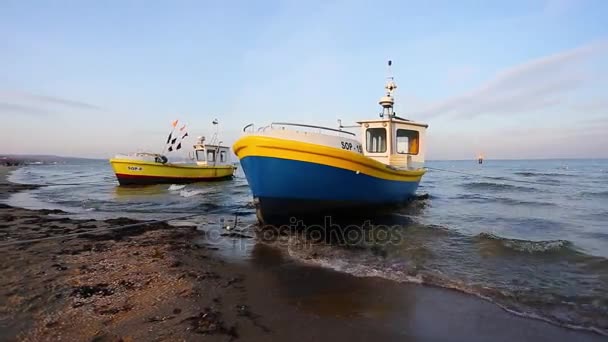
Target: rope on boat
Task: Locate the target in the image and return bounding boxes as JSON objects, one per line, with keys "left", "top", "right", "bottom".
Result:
{"left": 0, "top": 212, "right": 208, "bottom": 248}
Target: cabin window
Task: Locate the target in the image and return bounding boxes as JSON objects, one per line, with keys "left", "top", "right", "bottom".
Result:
{"left": 195, "top": 150, "right": 205, "bottom": 161}
{"left": 366, "top": 128, "right": 387, "bottom": 153}
{"left": 220, "top": 151, "right": 227, "bottom": 163}
{"left": 396, "top": 129, "right": 419, "bottom": 155}
{"left": 207, "top": 150, "right": 216, "bottom": 162}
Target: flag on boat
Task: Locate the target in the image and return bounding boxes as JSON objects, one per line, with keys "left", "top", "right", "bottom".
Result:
{"left": 166, "top": 119, "right": 179, "bottom": 144}
{"left": 164, "top": 119, "right": 189, "bottom": 153}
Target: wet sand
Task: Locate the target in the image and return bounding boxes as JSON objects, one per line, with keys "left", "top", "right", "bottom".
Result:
{"left": 0, "top": 166, "right": 605, "bottom": 341}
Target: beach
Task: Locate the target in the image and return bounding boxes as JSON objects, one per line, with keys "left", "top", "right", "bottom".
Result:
{"left": 0, "top": 166, "right": 606, "bottom": 341}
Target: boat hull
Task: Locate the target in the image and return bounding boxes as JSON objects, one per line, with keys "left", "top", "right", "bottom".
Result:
{"left": 109, "top": 158, "right": 235, "bottom": 185}
{"left": 234, "top": 135, "right": 425, "bottom": 223}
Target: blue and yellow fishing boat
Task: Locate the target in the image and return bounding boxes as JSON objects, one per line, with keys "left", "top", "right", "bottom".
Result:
{"left": 233, "top": 61, "right": 429, "bottom": 223}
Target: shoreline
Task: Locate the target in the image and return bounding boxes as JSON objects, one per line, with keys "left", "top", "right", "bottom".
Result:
{"left": 1, "top": 166, "right": 260, "bottom": 341}
{"left": 1, "top": 166, "right": 606, "bottom": 341}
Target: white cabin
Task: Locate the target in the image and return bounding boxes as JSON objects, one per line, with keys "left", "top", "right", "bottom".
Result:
{"left": 358, "top": 60, "right": 428, "bottom": 169}
{"left": 358, "top": 117, "right": 427, "bottom": 169}
{"left": 192, "top": 136, "right": 232, "bottom": 166}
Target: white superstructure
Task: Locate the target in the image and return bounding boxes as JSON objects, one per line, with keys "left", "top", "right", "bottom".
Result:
{"left": 241, "top": 60, "right": 428, "bottom": 170}
{"left": 191, "top": 136, "right": 232, "bottom": 166}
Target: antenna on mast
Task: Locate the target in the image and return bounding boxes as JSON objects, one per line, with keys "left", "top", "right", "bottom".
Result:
{"left": 209, "top": 118, "right": 220, "bottom": 146}
{"left": 379, "top": 60, "right": 397, "bottom": 118}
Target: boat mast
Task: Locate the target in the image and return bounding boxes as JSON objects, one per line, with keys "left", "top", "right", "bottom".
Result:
{"left": 211, "top": 119, "right": 220, "bottom": 166}
{"left": 379, "top": 60, "right": 397, "bottom": 119}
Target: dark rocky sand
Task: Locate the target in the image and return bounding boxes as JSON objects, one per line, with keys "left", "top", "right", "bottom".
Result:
{"left": 0, "top": 167, "right": 605, "bottom": 341}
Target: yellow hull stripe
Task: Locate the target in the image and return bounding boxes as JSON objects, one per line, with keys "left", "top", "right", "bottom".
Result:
{"left": 109, "top": 158, "right": 235, "bottom": 179}
{"left": 233, "top": 136, "right": 425, "bottom": 182}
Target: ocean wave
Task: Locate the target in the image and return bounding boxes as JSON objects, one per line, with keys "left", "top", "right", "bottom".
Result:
{"left": 475, "top": 232, "right": 575, "bottom": 254}
{"left": 536, "top": 177, "right": 561, "bottom": 185}
{"left": 453, "top": 193, "right": 489, "bottom": 202}
{"left": 198, "top": 202, "right": 224, "bottom": 211}
{"left": 283, "top": 239, "right": 607, "bottom": 336}
{"left": 515, "top": 172, "right": 537, "bottom": 177}
{"left": 580, "top": 191, "right": 608, "bottom": 199}
{"left": 485, "top": 176, "right": 510, "bottom": 181}
{"left": 179, "top": 189, "right": 206, "bottom": 198}
{"left": 584, "top": 231, "right": 608, "bottom": 240}
{"left": 168, "top": 184, "right": 187, "bottom": 191}
{"left": 514, "top": 171, "right": 568, "bottom": 178}
{"left": 462, "top": 182, "right": 534, "bottom": 192}
{"left": 493, "top": 197, "right": 557, "bottom": 207}
{"left": 465, "top": 286, "right": 608, "bottom": 336}
{"left": 283, "top": 240, "right": 423, "bottom": 284}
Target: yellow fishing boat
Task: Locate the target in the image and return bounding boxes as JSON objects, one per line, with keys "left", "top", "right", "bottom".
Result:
{"left": 110, "top": 121, "right": 236, "bottom": 185}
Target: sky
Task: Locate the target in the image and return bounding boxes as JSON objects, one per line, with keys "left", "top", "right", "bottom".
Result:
{"left": 1, "top": 0, "right": 607, "bottom": 160}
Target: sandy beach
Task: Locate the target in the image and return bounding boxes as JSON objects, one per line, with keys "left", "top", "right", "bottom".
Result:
{"left": 0, "top": 166, "right": 605, "bottom": 341}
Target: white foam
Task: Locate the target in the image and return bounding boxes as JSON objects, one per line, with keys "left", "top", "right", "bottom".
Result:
{"left": 179, "top": 189, "right": 205, "bottom": 198}
{"left": 168, "top": 184, "right": 186, "bottom": 191}
{"left": 503, "top": 239, "right": 570, "bottom": 253}
{"left": 282, "top": 237, "right": 423, "bottom": 285}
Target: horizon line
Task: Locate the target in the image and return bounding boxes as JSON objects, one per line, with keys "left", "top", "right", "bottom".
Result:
{"left": 2, "top": 153, "right": 608, "bottom": 162}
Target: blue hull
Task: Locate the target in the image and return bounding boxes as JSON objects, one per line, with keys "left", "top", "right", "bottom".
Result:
{"left": 240, "top": 156, "right": 420, "bottom": 222}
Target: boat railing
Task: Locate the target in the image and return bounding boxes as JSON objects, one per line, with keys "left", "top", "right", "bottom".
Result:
{"left": 243, "top": 123, "right": 255, "bottom": 133}
{"left": 270, "top": 122, "right": 356, "bottom": 136}
{"left": 243, "top": 124, "right": 271, "bottom": 133}
{"left": 242, "top": 122, "right": 357, "bottom": 136}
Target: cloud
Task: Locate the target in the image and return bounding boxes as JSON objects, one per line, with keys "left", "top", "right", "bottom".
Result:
{"left": 413, "top": 40, "right": 608, "bottom": 120}
{"left": 568, "top": 99, "right": 608, "bottom": 116}
{"left": 576, "top": 116, "right": 608, "bottom": 131}
{"left": 0, "top": 90, "right": 103, "bottom": 119}
{"left": 26, "top": 93, "right": 102, "bottom": 110}
{"left": 428, "top": 119, "right": 608, "bottom": 160}
{"left": 444, "top": 65, "right": 477, "bottom": 86}
{"left": 0, "top": 102, "right": 50, "bottom": 116}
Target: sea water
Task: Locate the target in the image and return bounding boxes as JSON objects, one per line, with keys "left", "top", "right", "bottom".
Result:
{"left": 6, "top": 158, "right": 608, "bottom": 334}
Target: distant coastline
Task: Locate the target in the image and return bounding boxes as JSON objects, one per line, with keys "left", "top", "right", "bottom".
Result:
{"left": 0, "top": 154, "right": 102, "bottom": 166}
